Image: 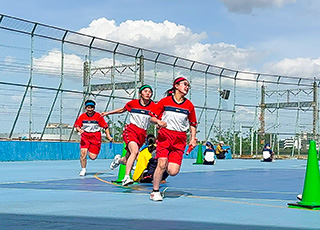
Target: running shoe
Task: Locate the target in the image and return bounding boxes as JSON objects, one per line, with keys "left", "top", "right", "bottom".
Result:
{"left": 122, "top": 176, "right": 134, "bottom": 186}
{"left": 79, "top": 168, "right": 86, "bottom": 176}
{"left": 150, "top": 191, "right": 163, "bottom": 201}
{"left": 297, "top": 194, "right": 302, "bottom": 201}
{"left": 110, "top": 154, "right": 121, "bottom": 170}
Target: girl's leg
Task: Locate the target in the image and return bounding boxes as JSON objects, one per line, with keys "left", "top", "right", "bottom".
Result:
{"left": 88, "top": 152, "right": 98, "bottom": 160}
{"left": 79, "top": 148, "right": 88, "bottom": 176}
{"left": 80, "top": 148, "right": 88, "bottom": 168}
{"left": 166, "top": 162, "right": 180, "bottom": 176}
{"left": 125, "top": 141, "right": 140, "bottom": 176}
{"left": 152, "top": 157, "right": 168, "bottom": 191}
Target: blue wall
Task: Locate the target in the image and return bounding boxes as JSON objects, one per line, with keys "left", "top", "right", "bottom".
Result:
{"left": 186, "top": 145, "right": 232, "bottom": 160}
{"left": 0, "top": 141, "right": 231, "bottom": 161}
{"left": 0, "top": 141, "right": 123, "bottom": 161}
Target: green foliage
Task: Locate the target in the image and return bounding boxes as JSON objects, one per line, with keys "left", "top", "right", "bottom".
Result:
{"left": 105, "top": 119, "right": 157, "bottom": 142}
{"left": 207, "top": 127, "right": 262, "bottom": 155}
{"left": 106, "top": 119, "right": 126, "bottom": 142}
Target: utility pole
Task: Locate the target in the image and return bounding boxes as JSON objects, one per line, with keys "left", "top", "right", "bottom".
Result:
{"left": 260, "top": 84, "right": 266, "bottom": 146}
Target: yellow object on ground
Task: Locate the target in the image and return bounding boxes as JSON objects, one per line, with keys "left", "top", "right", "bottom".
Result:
{"left": 132, "top": 147, "right": 152, "bottom": 181}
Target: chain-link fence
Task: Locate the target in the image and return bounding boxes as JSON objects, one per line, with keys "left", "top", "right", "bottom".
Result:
{"left": 0, "top": 14, "right": 319, "bottom": 156}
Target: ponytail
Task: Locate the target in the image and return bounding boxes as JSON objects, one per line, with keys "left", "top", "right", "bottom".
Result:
{"left": 164, "top": 77, "right": 188, "bottom": 97}
{"left": 164, "top": 88, "right": 175, "bottom": 96}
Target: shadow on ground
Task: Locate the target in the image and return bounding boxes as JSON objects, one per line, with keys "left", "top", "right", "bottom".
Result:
{"left": 0, "top": 213, "right": 315, "bottom": 230}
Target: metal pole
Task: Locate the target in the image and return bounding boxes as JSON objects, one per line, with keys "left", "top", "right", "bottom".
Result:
{"left": 83, "top": 37, "right": 95, "bottom": 110}
{"left": 103, "top": 43, "right": 119, "bottom": 115}
{"left": 189, "top": 61, "right": 195, "bottom": 101}
{"left": 313, "top": 81, "right": 318, "bottom": 140}
{"left": 111, "top": 43, "right": 119, "bottom": 135}
{"left": 298, "top": 134, "right": 301, "bottom": 157}
{"left": 154, "top": 53, "right": 160, "bottom": 136}
{"left": 29, "top": 24, "right": 37, "bottom": 139}
{"left": 251, "top": 127, "right": 254, "bottom": 155}
{"left": 297, "top": 80, "right": 301, "bottom": 157}
{"left": 205, "top": 68, "right": 224, "bottom": 141}
{"left": 232, "top": 71, "right": 238, "bottom": 156}
{"left": 276, "top": 76, "right": 281, "bottom": 156}
{"left": 260, "top": 83, "right": 266, "bottom": 147}
{"left": 219, "top": 68, "right": 222, "bottom": 140}
{"left": 205, "top": 65, "right": 209, "bottom": 140}
{"left": 255, "top": 74, "right": 260, "bottom": 155}
{"left": 83, "top": 60, "right": 89, "bottom": 107}
{"left": 173, "top": 57, "right": 178, "bottom": 81}
{"left": 69, "top": 38, "right": 94, "bottom": 141}
{"left": 9, "top": 23, "right": 37, "bottom": 139}
{"left": 123, "top": 48, "right": 141, "bottom": 126}
{"left": 154, "top": 53, "right": 160, "bottom": 100}
{"left": 239, "top": 124, "right": 242, "bottom": 156}
{"left": 139, "top": 54, "right": 144, "bottom": 85}
{"left": 40, "top": 31, "right": 68, "bottom": 140}
{"left": 197, "top": 66, "right": 210, "bottom": 140}
{"left": 9, "top": 78, "right": 32, "bottom": 138}
{"left": 59, "top": 31, "right": 68, "bottom": 140}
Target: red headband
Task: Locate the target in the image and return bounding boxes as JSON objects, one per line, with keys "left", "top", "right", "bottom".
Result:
{"left": 173, "top": 77, "right": 188, "bottom": 87}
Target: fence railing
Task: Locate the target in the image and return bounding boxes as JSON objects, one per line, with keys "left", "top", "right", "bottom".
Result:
{"left": 0, "top": 13, "right": 319, "bottom": 156}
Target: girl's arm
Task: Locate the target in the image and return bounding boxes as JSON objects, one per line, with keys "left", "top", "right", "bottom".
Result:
{"left": 189, "top": 126, "right": 197, "bottom": 147}
{"left": 150, "top": 116, "right": 167, "bottom": 128}
{"left": 75, "top": 126, "right": 84, "bottom": 134}
{"left": 101, "top": 107, "right": 127, "bottom": 117}
{"left": 104, "top": 128, "right": 113, "bottom": 142}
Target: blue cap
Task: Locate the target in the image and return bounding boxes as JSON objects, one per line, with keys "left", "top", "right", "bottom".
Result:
{"left": 85, "top": 102, "right": 95, "bottom": 107}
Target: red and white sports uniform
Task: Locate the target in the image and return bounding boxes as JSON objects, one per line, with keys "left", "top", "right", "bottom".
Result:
{"left": 123, "top": 99, "right": 156, "bottom": 149}
{"left": 74, "top": 112, "right": 108, "bottom": 155}
{"left": 150, "top": 96, "right": 197, "bottom": 165}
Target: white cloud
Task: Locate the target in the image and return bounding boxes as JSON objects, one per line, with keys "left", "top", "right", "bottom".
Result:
{"left": 78, "top": 18, "right": 261, "bottom": 72}
{"left": 33, "top": 17, "right": 316, "bottom": 89}
{"left": 220, "top": 0, "right": 297, "bottom": 14}
{"left": 234, "top": 105, "right": 257, "bottom": 126}
{"left": 4, "top": 56, "right": 15, "bottom": 65}
{"left": 263, "top": 57, "right": 320, "bottom": 78}
{"left": 78, "top": 18, "right": 207, "bottom": 53}
{"left": 33, "top": 50, "right": 83, "bottom": 76}
{"left": 177, "top": 42, "right": 259, "bottom": 70}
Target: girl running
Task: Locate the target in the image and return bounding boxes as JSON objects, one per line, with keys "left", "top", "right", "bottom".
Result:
{"left": 102, "top": 85, "right": 156, "bottom": 186}
{"left": 149, "top": 77, "right": 197, "bottom": 201}
{"left": 74, "top": 100, "right": 113, "bottom": 176}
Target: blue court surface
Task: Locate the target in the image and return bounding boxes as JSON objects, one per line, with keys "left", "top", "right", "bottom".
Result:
{"left": 1, "top": 158, "right": 319, "bottom": 230}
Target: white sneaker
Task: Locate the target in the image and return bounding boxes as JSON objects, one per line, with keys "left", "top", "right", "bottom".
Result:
{"left": 110, "top": 154, "right": 121, "bottom": 170}
{"left": 150, "top": 191, "right": 163, "bottom": 201}
{"left": 122, "top": 176, "right": 134, "bottom": 186}
{"left": 79, "top": 169, "right": 86, "bottom": 176}
{"left": 297, "top": 194, "right": 302, "bottom": 201}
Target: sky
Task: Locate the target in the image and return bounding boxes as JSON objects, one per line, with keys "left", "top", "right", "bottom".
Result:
{"left": 1, "top": 0, "right": 319, "bottom": 140}
{"left": 2, "top": 0, "right": 320, "bottom": 79}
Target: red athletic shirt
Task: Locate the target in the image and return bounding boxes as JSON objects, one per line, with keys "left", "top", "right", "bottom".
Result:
{"left": 74, "top": 112, "right": 108, "bottom": 133}
{"left": 150, "top": 96, "right": 197, "bottom": 132}
{"left": 125, "top": 99, "right": 156, "bottom": 130}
